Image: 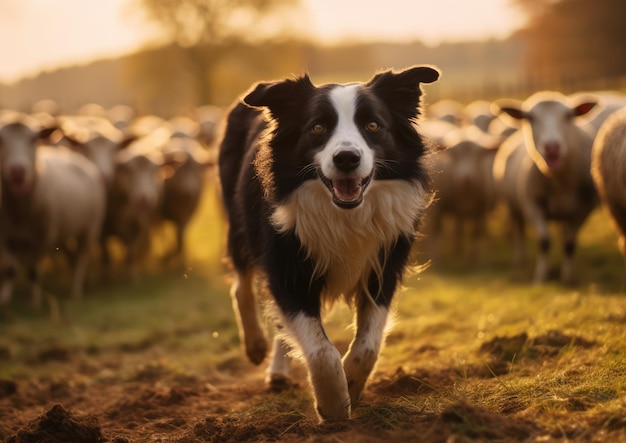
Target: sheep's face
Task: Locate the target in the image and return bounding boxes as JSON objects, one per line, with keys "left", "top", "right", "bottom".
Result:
{"left": 79, "top": 136, "right": 122, "bottom": 187}
{"left": 447, "top": 141, "right": 491, "bottom": 191}
{"left": 114, "top": 154, "right": 164, "bottom": 212}
{"left": 0, "top": 122, "right": 46, "bottom": 196}
{"left": 522, "top": 100, "right": 575, "bottom": 174}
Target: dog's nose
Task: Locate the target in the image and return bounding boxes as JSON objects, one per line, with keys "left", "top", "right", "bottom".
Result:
{"left": 333, "top": 150, "right": 361, "bottom": 172}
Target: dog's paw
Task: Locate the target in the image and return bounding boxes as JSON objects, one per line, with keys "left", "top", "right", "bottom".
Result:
{"left": 245, "top": 336, "right": 268, "bottom": 365}
{"left": 267, "top": 373, "right": 295, "bottom": 392}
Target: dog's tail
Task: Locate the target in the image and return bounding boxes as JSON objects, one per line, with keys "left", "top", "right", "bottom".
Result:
{"left": 218, "top": 101, "right": 265, "bottom": 215}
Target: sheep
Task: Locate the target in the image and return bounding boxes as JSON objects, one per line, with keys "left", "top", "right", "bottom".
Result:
{"left": 492, "top": 91, "right": 599, "bottom": 284}
{"left": 193, "top": 105, "right": 224, "bottom": 147}
{"left": 419, "top": 118, "right": 460, "bottom": 148}
{"left": 427, "top": 99, "right": 465, "bottom": 125}
{"left": 0, "top": 111, "right": 106, "bottom": 306}
{"left": 158, "top": 133, "right": 215, "bottom": 266}
{"left": 463, "top": 99, "right": 496, "bottom": 133}
{"left": 30, "top": 99, "right": 62, "bottom": 117}
{"left": 58, "top": 115, "right": 136, "bottom": 186}
{"left": 106, "top": 105, "right": 136, "bottom": 131}
{"left": 101, "top": 134, "right": 175, "bottom": 280}
{"left": 424, "top": 125, "right": 502, "bottom": 263}
{"left": 575, "top": 91, "right": 626, "bottom": 138}
{"left": 75, "top": 103, "right": 107, "bottom": 118}
{"left": 591, "top": 106, "right": 626, "bottom": 266}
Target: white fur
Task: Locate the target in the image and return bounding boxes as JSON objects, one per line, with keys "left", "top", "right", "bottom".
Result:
{"left": 493, "top": 92, "right": 598, "bottom": 284}
{"left": 0, "top": 146, "right": 106, "bottom": 304}
{"left": 286, "top": 313, "right": 350, "bottom": 420}
{"left": 342, "top": 301, "right": 389, "bottom": 405}
{"left": 314, "top": 85, "right": 374, "bottom": 182}
{"left": 271, "top": 179, "right": 426, "bottom": 302}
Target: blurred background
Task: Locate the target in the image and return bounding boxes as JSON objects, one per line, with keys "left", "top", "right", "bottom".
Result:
{"left": 1, "top": 0, "right": 625, "bottom": 116}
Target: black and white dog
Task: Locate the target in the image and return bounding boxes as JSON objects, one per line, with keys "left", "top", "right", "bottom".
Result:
{"left": 218, "top": 65, "right": 440, "bottom": 421}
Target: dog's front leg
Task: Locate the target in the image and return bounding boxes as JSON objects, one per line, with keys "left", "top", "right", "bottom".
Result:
{"left": 342, "top": 299, "right": 389, "bottom": 406}
{"left": 342, "top": 235, "right": 411, "bottom": 406}
{"left": 286, "top": 313, "right": 350, "bottom": 421}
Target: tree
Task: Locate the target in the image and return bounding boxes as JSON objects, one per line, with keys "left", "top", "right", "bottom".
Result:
{"left": 512, "top": 0, "right": 626, "bottom": 90}
{"left": 134, "top": 0, "right": 301, "bottom": 104}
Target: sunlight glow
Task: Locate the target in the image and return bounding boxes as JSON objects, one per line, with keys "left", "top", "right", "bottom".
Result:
{"left": 0, "top": 0, "right": 524, "bottom": 83}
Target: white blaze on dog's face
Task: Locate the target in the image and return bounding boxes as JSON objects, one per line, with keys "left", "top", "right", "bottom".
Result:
{"left": 314, "top": 85, "right": 375, "bottom": 209}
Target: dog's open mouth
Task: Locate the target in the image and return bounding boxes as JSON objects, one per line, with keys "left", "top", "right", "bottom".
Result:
{"left": 320, "top": 174, "right": 372, "bottom": 209}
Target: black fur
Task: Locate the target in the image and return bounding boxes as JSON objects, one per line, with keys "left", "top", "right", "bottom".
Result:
{"left": 219, "top": 66, "right": 439, "bottom": 319}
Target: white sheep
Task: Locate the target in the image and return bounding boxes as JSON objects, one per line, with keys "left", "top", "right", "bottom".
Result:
{"left": 463, "top": 99, "right": 496, "bottom": 133}
{"left": 591, "top": 106, "right": 626, "bottom": 266}
{"left": 492, "top": 91, "right": 599, "bottom": 284}
{"left": 427, "top": 99, "right": 465, "bottom": 125}
{"left": 0, "top": 111, "right": 106, "bottom": 306}
{"left": 158, "top": 132, "right": 214, "bottom": 267}
{"left": 101, "top": 134, "right": 174, "bottom": 280}
{"left": 575, "top": 91, "right": 626, "bottom": 138}
{"left": 59, "top": 115, "right": 136, "bottom": 186}
{"left": 193, "top": 105, "right": 224, "bottom": 147}
{"left": 424, "top": 125, "right": 502, "bottom": 263}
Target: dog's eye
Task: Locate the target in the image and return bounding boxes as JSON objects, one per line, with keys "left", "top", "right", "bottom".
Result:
{"left": 366, "top": 121, "right": 380, "bottom": 132}
{"left": 311, "top": 124, "right": 326, "bottom": 135}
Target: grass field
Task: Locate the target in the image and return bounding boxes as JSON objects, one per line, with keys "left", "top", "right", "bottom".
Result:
{"left": 1, "top": 181, "right": 625, "bottom": 442}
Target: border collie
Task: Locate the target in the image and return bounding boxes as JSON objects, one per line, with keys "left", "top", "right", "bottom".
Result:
{"left": 218, "top": 65, "right": 440, "bottom": 421}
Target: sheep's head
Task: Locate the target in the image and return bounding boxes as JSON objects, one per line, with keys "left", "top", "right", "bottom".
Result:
{"left": 492, "top": 92, "right": 597, "bottom": 176}
{"left": 0, "top": 112, "right": 56, "bottom": 196}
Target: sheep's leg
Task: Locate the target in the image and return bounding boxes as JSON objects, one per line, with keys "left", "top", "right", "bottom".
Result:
{"left": 70, "top": 242, "right": 90, "bottom": 299}
{"left": 529, "top": 208, "right": 551, "bottom": 284}
{"left": 606, "top": 201, "right": 626, "bottom": 267}
{"left": 534, "top": 237, "right": 551, "bottom": 284}
{"left": 166, "top": 222, "right": 187, "bottom": 268}
{"left": 0, "top": 265, "right": 16, "bottom": 305}
{"left": 230, "top": 268, "right": 268, "bottom": 365}
{"left": 453, "top": 217, "right": 465, "bottom": 256}
{"left": 510, "top": 210, "right": 527, "bottom": 267}
{"left": 561, "top": 219, "right": 584, "bottom": 284}
{"left": 126, "top": 231, "right": 150, "bottom": 282}
{"left": 343, "top": 300, "right": 389, "bottom": 407}
{"left": 470, "top": 215, "right": 487, "bottom": 261}
{"left": 99, "top": 236, "right": 113, "bottom": 282}
{"left": 27, "top": 264, "right": 43, "bottom": 309}
{"left": 266, "top": 335, "right": 292, "bottom": 391}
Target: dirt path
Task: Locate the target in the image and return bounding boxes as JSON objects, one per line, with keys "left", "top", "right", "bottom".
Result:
{"left": 0, "top": 347, "right": 541, "bottom": 443}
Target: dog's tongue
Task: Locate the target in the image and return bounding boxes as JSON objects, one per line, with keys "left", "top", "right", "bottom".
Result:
{"left": 333, "top": 178, "right": 361, "bottom": 202}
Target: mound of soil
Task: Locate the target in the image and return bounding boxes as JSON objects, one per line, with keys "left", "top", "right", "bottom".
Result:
{"left": 480, "top": 330, "right": 596, "bottom": 362}
{"left": 7, "top": 404, "right": 106, "bottom": 443}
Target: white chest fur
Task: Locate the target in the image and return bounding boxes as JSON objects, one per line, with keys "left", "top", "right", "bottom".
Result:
{"left": 271, "top": 179, "right": 427, "bottom": 301}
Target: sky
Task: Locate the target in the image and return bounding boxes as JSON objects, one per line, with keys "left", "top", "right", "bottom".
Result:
{"left": 0, "top": 0, "right": 526, "bottom": 84}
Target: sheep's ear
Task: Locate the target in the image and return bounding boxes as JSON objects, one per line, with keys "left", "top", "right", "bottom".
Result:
{"left": 368, "top": 65, "right": 440, "bottom": 118}
{"left": 491, "top": 99, "right": 527, "bottom": 126}
{"left": 242, "top": 75, "right": 316, "bottom": 120}
{"left": 38, "top": 126, "right": 58, "bottom": 140}
{"left": 572, "top": 101, "right": 598, "bottom": 117}
{"left": 118, "top": 135, "right": 137, "bottom": 150}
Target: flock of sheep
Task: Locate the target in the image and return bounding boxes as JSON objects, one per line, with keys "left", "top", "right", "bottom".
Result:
{"left": 0, "top": 101, "right": 221, "bottom": 308}
{"left": 421, "top": 90, "right": 626, "bottom": 283}
{"left": 1, "top": 86, "right": 626, "bottom": 309}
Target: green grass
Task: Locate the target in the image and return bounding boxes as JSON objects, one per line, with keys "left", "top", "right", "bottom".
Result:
{"left": 1, "top": 180, "right": 626, "bottom": 440}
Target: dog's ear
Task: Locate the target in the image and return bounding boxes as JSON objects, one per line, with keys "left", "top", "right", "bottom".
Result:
{"left": 368, "top": 65, "right": 440, "bottom": 118}
{"left": 243, "top": 75, "right": 316, "bottom": 120}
